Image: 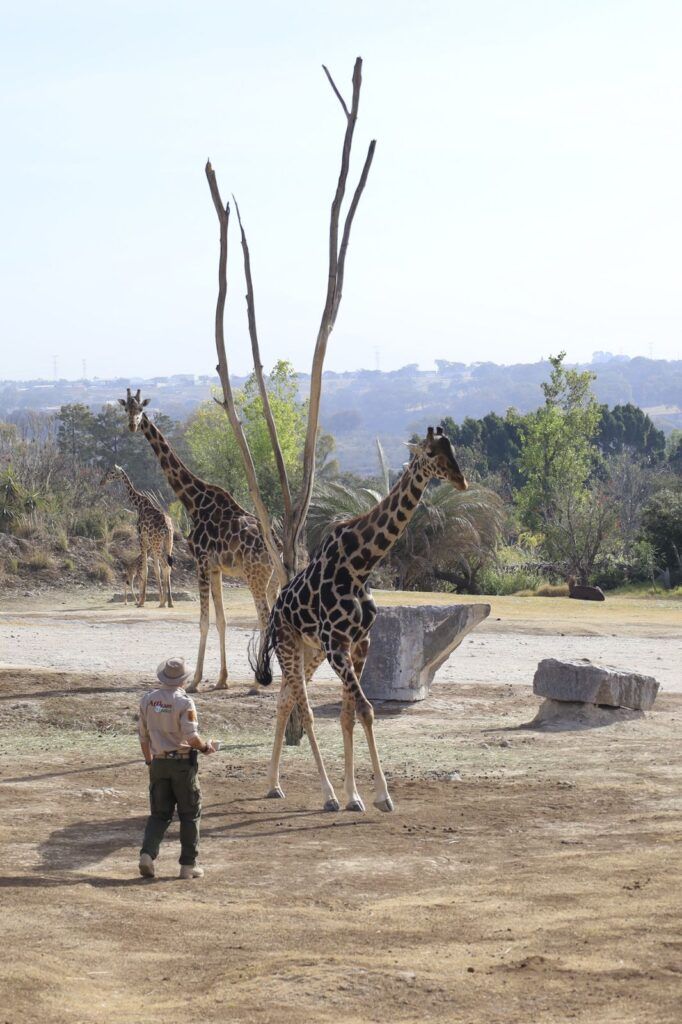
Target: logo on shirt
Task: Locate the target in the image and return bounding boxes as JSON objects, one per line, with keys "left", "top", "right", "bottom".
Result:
{"left": 150, "top": 700, "right": 172, "bottom": 714}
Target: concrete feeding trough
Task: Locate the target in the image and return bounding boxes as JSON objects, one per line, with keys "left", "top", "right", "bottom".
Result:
{"left": 527, "top": 657, "right": 660, "bottom": 730}
{"left": 361, "top": 603, "right": 491, "bottom": 702}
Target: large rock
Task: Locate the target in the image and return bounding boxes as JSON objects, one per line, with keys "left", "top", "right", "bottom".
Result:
{"left": 361, "top": 603, "right": 491, "bottom": 702}
{"left": 533, "top": 658, "right": 659, "bottom": 711}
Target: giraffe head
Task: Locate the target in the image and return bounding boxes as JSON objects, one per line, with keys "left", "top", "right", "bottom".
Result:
{"left": 99, "top": 464, "right": 123, "bottom": 488}
{"left": 118, "top": 388, "right": 150, "bottom": 432}
{"left": 409, "top": 426, "right": 468, "bottom": 490}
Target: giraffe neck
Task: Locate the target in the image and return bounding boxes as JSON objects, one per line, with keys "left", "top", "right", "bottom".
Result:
{"left": 115, "top": 468, "right": 146, "bottom": 511}
{"left": 138, "top": 415, "right": 203, "bottom": 511}
{"left": 139, "top": 414, "right": 245, "bottom": 515}
{"left": 345, "top": 456, "right": 430, "bottom": 575}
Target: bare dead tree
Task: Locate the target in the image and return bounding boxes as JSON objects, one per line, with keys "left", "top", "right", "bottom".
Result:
{"left": 206, "top": 57, "right": 375, "bottom": 739}
{"left": 206, "top": 56, "right": 375, "bottom": 583}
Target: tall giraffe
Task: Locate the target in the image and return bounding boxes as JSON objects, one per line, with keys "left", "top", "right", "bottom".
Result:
{"left": 118, "top": 388, "right": 276, "bottom": 691}
{"left": 100, "top": 464, "right": 174, "bottom": 608}
{"left": 254, "top": 426, "right": 468, "bottom": 814}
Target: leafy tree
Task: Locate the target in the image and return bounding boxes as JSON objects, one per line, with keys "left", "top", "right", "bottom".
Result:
{"left": 56, "top": 404, "right": 97, "bottom": 466}
{"left": 185, "top": 361, "right": 310, "bottom": 515}
{"left": 667, "top": 431, "right": 682, "bottom": 475}
{"left": 641, "top": 489, "right": 682, "bottom": 571}
{"left": 596, "top": 403, "right": 666, "bottom": 463}
{"left": 441, "top": 411, "right": 523, "bottom": 490}
{"left": 514, "top": 353, "right": 611, "bottom": 581}
{"left": 516, "top": 353, "right": 601, "bottom": 532}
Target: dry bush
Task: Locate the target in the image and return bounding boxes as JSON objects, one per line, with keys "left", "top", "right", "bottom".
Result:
{"left": 88, "top": 560, "right": 115, "bottom": 584}
{"left": 21, "top": 550, "right": 58, "bottom": 575}
{"left": 514, "top": 582, "right": 569, "bottom": 597}
{"left": 53, "top": 528, "right": 69, "bottom": 552}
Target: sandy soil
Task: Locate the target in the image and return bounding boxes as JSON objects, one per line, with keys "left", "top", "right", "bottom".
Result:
{"left": 0, "top": 588, "right": 680, "bottom": 1023}
{"left": 1, "top": 587, "right": 680, "bottom": 691}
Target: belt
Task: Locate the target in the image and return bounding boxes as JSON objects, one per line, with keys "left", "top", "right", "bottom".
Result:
{"left": 153, "top": 751, "right": 192, "bottom": 760}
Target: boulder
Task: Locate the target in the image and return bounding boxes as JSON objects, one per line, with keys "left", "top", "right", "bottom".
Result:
{"left": 532, "top": 658, "right": 659, "bottom": 711}
{"left": 361, "top": 603, "right": 491, "bottom": 702}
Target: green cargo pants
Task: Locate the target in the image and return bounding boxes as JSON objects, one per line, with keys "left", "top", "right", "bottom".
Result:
{"left": 141, "top": 757, "right": 202, "bottom": 866}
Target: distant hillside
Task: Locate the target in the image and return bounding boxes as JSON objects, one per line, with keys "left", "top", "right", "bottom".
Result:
{"left": 2, "top": 356, "right": 681, "bottom": 474}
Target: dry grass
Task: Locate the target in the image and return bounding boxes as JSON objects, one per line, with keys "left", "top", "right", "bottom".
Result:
{"left": 515, "top": 582, "right": 569, "bottom": 598}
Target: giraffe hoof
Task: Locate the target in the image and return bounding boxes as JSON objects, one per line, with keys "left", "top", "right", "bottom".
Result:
{"left": 212, "top": 682, "right": 228, "bottom": 691}
{"left": 323, "top": 798, "right": 341, "bottom": 813}
{"left": 345, "top": 798, "right": 365, "bottom": 813}
{"left": 266, "top": 786, "right": 285, "bottom": 799}
{"left": 373, "top": 796, "right": 395, "bottom": 813}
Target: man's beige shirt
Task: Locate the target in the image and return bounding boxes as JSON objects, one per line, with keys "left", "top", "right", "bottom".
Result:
{"left": 139, "top": 684, "right": 199, "bottom": 756}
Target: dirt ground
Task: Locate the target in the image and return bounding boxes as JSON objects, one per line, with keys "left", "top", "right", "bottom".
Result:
{"left": 1, "top": 588, "right": 681, "bottom": 1023}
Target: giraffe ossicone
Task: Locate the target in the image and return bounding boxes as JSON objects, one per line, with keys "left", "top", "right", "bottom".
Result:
{"left": 118, "top": 389, "right": 277, "bottom": 691}
{"left": 254, "top": 427, "right": 468, "bottom": 813}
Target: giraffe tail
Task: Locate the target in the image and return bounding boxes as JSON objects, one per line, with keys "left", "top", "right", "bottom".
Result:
{"left": 249, "top": 612, "right": 276, "bottom": 687}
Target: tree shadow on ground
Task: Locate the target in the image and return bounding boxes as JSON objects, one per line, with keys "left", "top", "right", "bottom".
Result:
{"left": 0, "top": 683, "right": 144, "bottom": 702}
{"left": 0, "top": 759, "right": 139, "bottom": 785}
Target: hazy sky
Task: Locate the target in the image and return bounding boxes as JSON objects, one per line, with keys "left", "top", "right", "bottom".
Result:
{"left": 1, "top": 0, "right": 681, "bottom": 381}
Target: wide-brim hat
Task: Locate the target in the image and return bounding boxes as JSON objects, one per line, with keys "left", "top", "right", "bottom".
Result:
{"left": 156, "top": 657, "right": 192, "bottom": 687}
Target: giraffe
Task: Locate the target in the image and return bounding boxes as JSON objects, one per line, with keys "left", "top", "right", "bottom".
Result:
{"left": 118, "top": 388, "right": 277, "bottom": 691}
{"left": 100, "top": 464, "right": 174, "bottom": 608}
{"left": 254, "top": 425, "right": 468, "bottom": 813}
{"left": 122, "top": 552, "right": 144, "bottom": 606}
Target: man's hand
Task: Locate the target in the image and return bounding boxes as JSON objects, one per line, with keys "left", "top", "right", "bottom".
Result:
{"left": 202, "top": 739, "right": 216, "bottom": 755}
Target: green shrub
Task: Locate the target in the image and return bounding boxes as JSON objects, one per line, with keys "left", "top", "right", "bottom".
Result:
{"left": 478, "top": 565, "right": 543, "bottom": 595}
{"left": 70, "top": 510, "right": 108, "bottom": 540}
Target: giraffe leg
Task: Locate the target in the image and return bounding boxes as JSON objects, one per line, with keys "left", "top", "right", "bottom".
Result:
{"left": 154, "top": 554, "right": 165, "bottom": 607}
{"left": 187, "top": 568, "right": 209, "bottom": 693}
{"left": 248, "top": 575, "right": 272, "bottom": 692}
{"left": 340, "top": 638, "right": 370, "bottom": 812}
{"left": 265, "top": 633, "right": 338, "bottom": 809}
{"left": 327, "top": 641, "right": 393, "bottom": 813}
{"left": 340, "top": 689, "right": 364, "bottom": 812}
{"left": 165, "top": 545, "right": 174, "bottom": 608}
{"left": 210, "top": 570, "right": 228, "bottom": 689}
{"left": 297, "top": 680, "right": 340, "bottom": 811}
{"left": 138, "top": 549, "right": 149, "bottom": 607}
{"left": 265, "top": 680, "right": 295, "bottom": 799}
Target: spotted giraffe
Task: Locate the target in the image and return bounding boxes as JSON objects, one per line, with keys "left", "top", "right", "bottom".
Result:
{"left": 122, "top": 552, "right": 144, "bottom": 606}
{"left": 100, "top": 464, "right": 174, "bottom": 608}
{"left": 255, "top": 426, "right": 468, "bottom": 813}
{"left": 119, "top": 388, "right": 277, "bottom": 691}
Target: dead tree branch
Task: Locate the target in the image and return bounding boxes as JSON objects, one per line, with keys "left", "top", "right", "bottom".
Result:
{"left": 232, "top": 196, "right": 294, "bottom": 542}
{"left": 204, "top": 159, "right": 287, "bottom": 587}
{"left": 288, "top": 57, "right": 376, "bottom": 558}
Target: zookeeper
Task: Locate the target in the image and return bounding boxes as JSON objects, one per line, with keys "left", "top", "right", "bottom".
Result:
{"left": 137, "top": 657, "right": 215, "bottom": 880}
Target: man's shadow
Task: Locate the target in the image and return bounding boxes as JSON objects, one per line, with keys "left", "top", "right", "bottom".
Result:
{"left": 1, "top": 802, "right": 373, "bottom": 889}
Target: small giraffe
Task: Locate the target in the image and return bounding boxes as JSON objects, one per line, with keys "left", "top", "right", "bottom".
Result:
{"left": 100, "top": 464, "right": 174, "bottom": 608}
{"left": 254, "top": 426, "right": 468, "bottom": 813}
{"left": 118, "top": 389, "right": 277, "bottom": 691}
{"left": 122, "top": 552, "right": 144, "bottom": 606}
